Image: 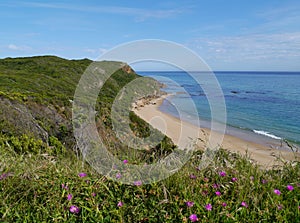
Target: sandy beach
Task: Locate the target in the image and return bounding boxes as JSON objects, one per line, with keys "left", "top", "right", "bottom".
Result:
{"left": 133, "top": 95, "right": 300, "bottom": 168}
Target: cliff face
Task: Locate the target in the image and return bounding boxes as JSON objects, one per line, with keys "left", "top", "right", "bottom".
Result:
{"left": 0, "top": 56, "right": 165, "bottom": 154}
{"left": 0, "top": 57, "right": 138, "bottom": 146}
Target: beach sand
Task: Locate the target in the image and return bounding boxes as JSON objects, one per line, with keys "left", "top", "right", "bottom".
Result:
{"left": 133, "top": 95, "right": 299, "bottom": 168}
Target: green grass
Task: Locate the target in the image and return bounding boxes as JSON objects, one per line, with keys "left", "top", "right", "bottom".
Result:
{"left": 1, "top": 136, "right": 300, "bottom": 222}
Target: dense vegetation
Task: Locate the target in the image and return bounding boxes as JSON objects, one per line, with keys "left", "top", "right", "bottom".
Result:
{"left": 0, "top": 56, "right": 300, "bottom": 222}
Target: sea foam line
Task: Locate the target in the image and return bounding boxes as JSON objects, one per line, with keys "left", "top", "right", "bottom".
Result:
{"left": 253, "top": 130, "right": 282, "bottom": 140}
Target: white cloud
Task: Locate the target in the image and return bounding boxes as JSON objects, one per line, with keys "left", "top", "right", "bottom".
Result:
{"left": 20, "top": 2, "right": 184, "bottom": 21}
{"left": 186, "top": 32, "right": 300, "bottom": 70}
{"left": 7, "top": 44, "right": 32, "bottom": 51}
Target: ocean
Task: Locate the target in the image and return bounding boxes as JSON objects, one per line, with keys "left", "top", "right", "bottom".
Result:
{"left": 139, "top": 71, "right": 300, "bottom": 148}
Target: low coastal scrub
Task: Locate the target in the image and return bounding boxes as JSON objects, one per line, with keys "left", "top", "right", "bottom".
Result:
{"left": 1, "top": 137, "right": 299, "bottom": 222}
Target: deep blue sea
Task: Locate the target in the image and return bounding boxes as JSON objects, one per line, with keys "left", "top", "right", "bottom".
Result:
{"left": 139, "top": 71, "right": 300, "bottom": 146}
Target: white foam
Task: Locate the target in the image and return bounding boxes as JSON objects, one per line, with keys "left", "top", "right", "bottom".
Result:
{"left": 253, "top": 130, "right": 282, "bottom": 140}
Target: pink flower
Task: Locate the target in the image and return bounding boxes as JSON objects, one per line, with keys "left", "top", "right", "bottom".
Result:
{"left": 61, "top": 184, "right": 68, "bottom": 190}
{"left": 190, "top": 174, "right": 196, "bottom": 179}
{"left": 213, "top": 184, "right": 220, "bottom": 189}
{"left": 222, "top": 202, "right": 227, "bottom": 207}
{"left": 287, "top": 185, "right": 294, "bottom": 191}
{"left": 261, "top": 179, "right": 267, "bottom": 184}
{"left": 219, "top": 171, "right": 226, "bottom": 177}
{"left": 274, "top": 189, "right": 281, "bottom": 195}
{"left": 203, "top": 177, "right": 209, "bottom": 182}
{"left": 116, "top": 173, "right": 122, "bottom": 179}
{"left": 78, "top": 172, "right": 87, "bottom": 178}
{"left": 123, "top": 159, "right": 128, "bottom": 164}
{"left": 231, "top": 177, "right": 237, "bottom": 182}
{"left": 117, "top": 201, "right": 123, "bottom": 207}
{"left": 205, "top": 203, "right": 212, "bottom": 211}
{"left": 215, "top": 191, "right": 221, "bottom": 196}
{"left": 298, "top": 206, "right": 300, "bottom": 210}
{"left": 277, "top": 204, "right": 283, "bottom": 210}
{"left": 69, "top": 205, "right": 80, "bottom": 214}
{"left": 185, "top": 201, "right": 194, "bottom": 207}
{"left": 189, "top": 214, "right": 198, "bottom": 222}
{"left": 67, "top": 194, "right": 73, "bottom": 201}
{"left": 241, "top": 201, "right": 248, "bottom": 208}
{"left": 134, "top": 180, "right": 142, "bottom": 186}
{"left": 92, "top": 193, "right": 96, "bottom": 197}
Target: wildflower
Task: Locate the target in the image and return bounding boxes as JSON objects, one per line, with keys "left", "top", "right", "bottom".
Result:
{"left": 241, "top": 201, "right": 248, "bottom": 208}
{"left": 261, "top": 179, "right": 267, "bottom": 184}
{"left": 231, "top": 177, "right": 237, "bottom": 182}
{"left": 274, "top": 189, "right": 281, "bottom": 195}
{"left": 61, "top": 184, "right": 68, "bottom": 190}
{"left": 185, "top": 201, "right": 194, "bottom": 207}
{"left": 190, "top": 174, "right": 196, "bottom": 179}
{"left": 250, "top": 176, "right": 254, "bottom": 181}
{"left": 123, "top": 159, "right": 128, "bottom": 164}
{"left": 92, "top": 193, "right": 96, "bottom": 197}
{"left": 203, "top": 177, "right": 209, "bottom": 182}
{"left": 277, "top": 204, "right": 283, "bottom": 210}
{"left": 117, "top": 201, "right": 123, "bottom": 207}
{"left": 298, "top": 206, "right": 300, "bottom": 210}
{"left": 134, "top": 180, "right": 142, "bottom": 186}
{"left": 215, "top": 191, "right": 221, "bottom": 196}
{"left": 0, "top": 173, "right": 12, "bottom": 180}
{"left": 189, "top": 214, "right": 198, "bottom": 222}
{"left": 213, "top": 184, "right": 220, "bottom": 189}
{"left": 287, "top": 185, "right": 294, "bottom": 191}
{"left": 69, "top": 205, "right": 80, "bottom": 214}
{"left": 67, "top": 194, "right": 73, "bottom": 201}
{"left": 78, "top": 172, "right": 87, "bottom": 178}
{"left": 202, "top": 190, "right": 208, "bottom": 196}
{"left": 205, "top": 203, "right": 212, "bottom": 211}
{"left": 116, "top": 173, "right": 122, "bottom": 179}
{"left": 222, "top": 202, "right": 227, "bottom": 207}
{"left": 219, "top": 171, "right": 226, "bottom": 177}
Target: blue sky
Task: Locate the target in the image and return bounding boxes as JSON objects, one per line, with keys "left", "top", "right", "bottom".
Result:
{"left": 1, "top": 0, "right": 300, "bottom": 71}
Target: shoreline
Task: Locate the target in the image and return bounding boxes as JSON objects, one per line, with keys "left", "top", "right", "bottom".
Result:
{"left": 133, "top": 94, "right": 300, "bottom": 168}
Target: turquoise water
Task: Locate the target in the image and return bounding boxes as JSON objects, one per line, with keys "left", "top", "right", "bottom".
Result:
{"left": 139, "top": 71, "right": 300, "bottom": 146}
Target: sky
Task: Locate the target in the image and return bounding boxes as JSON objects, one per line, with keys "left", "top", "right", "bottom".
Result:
{"left": 1, "top": 0, "right": 300, "bottom": 71}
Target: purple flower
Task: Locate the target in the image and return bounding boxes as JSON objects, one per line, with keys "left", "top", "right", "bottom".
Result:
{"left": 67, "top": 194, "right": 73, "bottom": 201}
{"left": 203, "top": 177, "right": 209, "bottom": 182}
{"left": 189, "top": 214, "right": 198, "bottom": 222}
{"left": 134, "top": 180, "right": 142, "bottom": 186}
{"left": 61, "top": 184, "right": 68, "bottom": 190}
{"left": 185, "top": 201, "right": 194, "bottom": 207}
{"left": 277, "top": 204, "right": 283, "bottom": 210}
{"left": 231, "top": 177, "right": 237, "bottom": 182}
{"left": 205, "top": 203, "right": 212, "bottom": 211}
{"left": 298, "top": 206, "right": 300, "bottom": 210}
{"left": 92, "top": 192, "right": 96, "bottom": 197}
{"left": 117, "top": 201, "right": 123, "bottom": 207}
{"left": 190, "top": 174, "right": 197, "bottom": 179}
{"left": 261, "top": 179, "right": 268, "bottom": 184}
{"left": 215, "top": 191, "right": 221, "bottom": 196}
{"left": 222, "top": 202, "right": 227, "bottom": 207}
{"left": 78, "top": 172, "right": 87, "bottom": 178}
{"left": 213, "top": 184, "right": 220, "bottom": 189}
{"left": 241, "top": 201, "right": 248, "bottom": 208}
{"left": 274, "top": 189, "right": 281, "bottom": 195}
{"left": 116, "top": 173, "right": 122, "bottom": 179}
{"left": 287, "top": 185, "right": 294, "bottom": 191}
{"left": 0, "top": 173, "right": 11, "bottom": 180}
{"left": 219, "top": 171, "right": 226, "bottom": 177}
{"left": 69, "top": 205, "right": 80, "bottom": 214}
{"left": 123, "top": 159, "right": 128, "bottom": 164}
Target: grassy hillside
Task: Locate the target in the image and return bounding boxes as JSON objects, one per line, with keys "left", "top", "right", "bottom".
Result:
{"left": 0, "top": 56, "right": 300, "bottom": 222}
